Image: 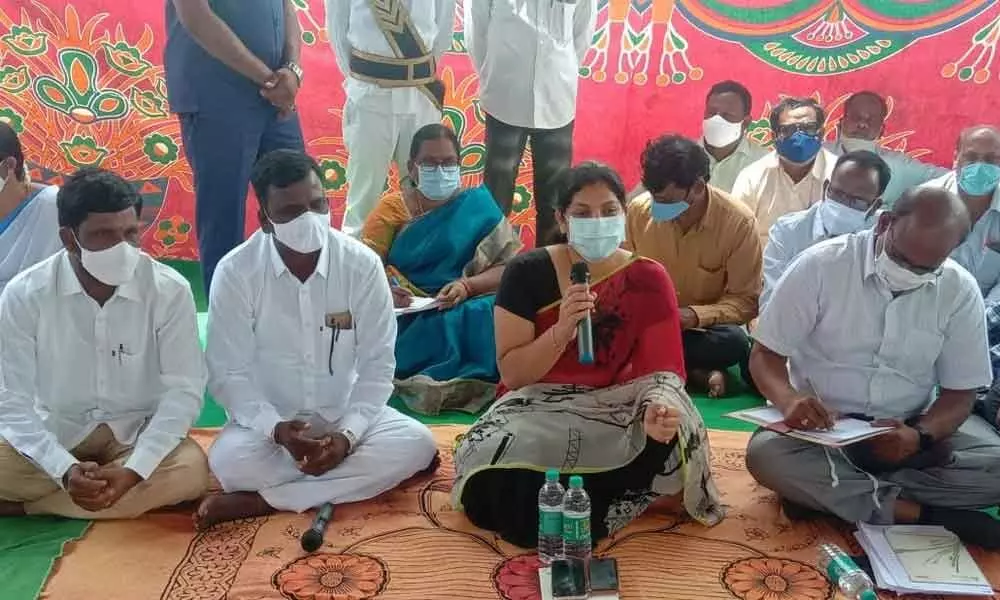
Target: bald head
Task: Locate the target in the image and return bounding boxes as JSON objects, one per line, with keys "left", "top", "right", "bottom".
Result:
{"left": 956, "top": 125, "right": 1000, "bottom": 169}
{"left": 878, "top": 188, "right": 970, "bottom": 272}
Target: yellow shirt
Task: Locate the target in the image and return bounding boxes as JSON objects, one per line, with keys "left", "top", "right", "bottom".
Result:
{"left": 625, "top": 186, "right": 762, "bottom": 327}
{"left": 731, "top": 148, "right": 837, "bottom": 246}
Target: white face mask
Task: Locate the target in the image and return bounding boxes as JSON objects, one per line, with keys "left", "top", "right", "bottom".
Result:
{"left": 702, "top": 115, "right": 743, "bottom": 149}
{"left": 874, "top": 236, "right": 937, "bottom": 292}
{"left": 78, "top": 240, "right": 141, "bottom": 287}
{"left": 819, "top": 196, "right": 869, "bottom": 237}
{"left": 839, "top": 136, "right": 878, "bottom": 153}
{"left": 270, "top": 210, "right": 330, "bottom": 254}
{"left": 568, "top": 215, "right": 626, "bottom": 263}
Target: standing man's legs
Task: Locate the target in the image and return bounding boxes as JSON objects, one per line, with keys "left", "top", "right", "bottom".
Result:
{"left": 342, "top": 98, "right": 400, "bottom": 237}
{"left": 529, "top": 121, "right": 574, "bottom": 246}
{"left": 483, "top": 114, "right": 529, "bottom": 217}
{"left": 259, "top": 111, "right": 305, "bottom": 158}
{"left": 179, "top": 107, "right": 268, "bottom": 295}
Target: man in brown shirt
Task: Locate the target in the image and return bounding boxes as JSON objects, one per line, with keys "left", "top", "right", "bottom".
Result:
{"left": 627, "top": 135, "right": 762, "bottom": 396}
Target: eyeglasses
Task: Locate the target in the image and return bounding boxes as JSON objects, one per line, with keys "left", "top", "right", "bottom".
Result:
{"left": 826, "top": 186, "right": 876, "bottom": 212}
{"left": 776, "top": 122, "right": 822, "bottom": 139}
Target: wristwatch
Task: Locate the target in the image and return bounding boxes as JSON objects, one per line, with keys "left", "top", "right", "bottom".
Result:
{"left": 339, "top": 429, "right": 358, "bottom": 454}
{"left": 912, "top": 423, "right": 935, "bottom": 452}
{"left": 283, "top": 61, "right": 303, "bottom": 85}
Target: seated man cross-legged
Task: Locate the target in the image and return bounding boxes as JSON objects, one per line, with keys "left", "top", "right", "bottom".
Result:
{"left": 0, "top": 168, "right": 209, "bottom": 519}
{"left": 200, "top": 149, "right": 438, "bottom": 529}
{"left": 748, "top": 187, "right": 1000, "bottom": 549}
{"left": 361, "top": 124, "right": 520, "bottom": 415}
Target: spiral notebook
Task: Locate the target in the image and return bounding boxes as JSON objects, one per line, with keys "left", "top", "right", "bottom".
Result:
{"left": 726, "top": 406, "right": 893, "bottom": 447}
{"left": 393, "top": 296, "right": 439, "bottom": 316}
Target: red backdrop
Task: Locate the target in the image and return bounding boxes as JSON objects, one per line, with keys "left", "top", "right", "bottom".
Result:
{"left": 1, "top": 0, "right": 998, "bottom": 257}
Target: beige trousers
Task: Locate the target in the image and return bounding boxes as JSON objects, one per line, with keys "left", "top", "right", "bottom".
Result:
{"left": 0, "top": 424, "right": 210, "bottom": 519}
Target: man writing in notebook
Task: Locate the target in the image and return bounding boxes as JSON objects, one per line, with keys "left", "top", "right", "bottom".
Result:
{"left": 747, "top": 187, "right": 1000, "bottom": 549}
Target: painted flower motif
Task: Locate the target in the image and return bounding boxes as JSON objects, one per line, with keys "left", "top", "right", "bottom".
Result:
{"left": 494, "top": 554, "right": 542, "bottom": 600}
{"left": 154, "top": 216, "right": 192, "bottom": 247}
{"left": 131, "top": 88, "right": 167, "bottom": 119}
{"left": 0, "top": 65, "right": 29, "bottom": 94}
{"left": 273, "top": 553, "right": 387, "bottom": 600}
{"left": 102, "top": 41, "right": 153, "bottom": 77}
{"left": 318, "top": 158, "right": 347, "bottom": 191}
{"left": 143, "top": 133, "right": 179, "bottom": 165}
{"left": 0, "top": 108, "right": 24, "bottom": 134}
{"left": 59, "top": 135, "right": 108, "bottom": 168}
{"left": 1, "top": 25, "right": 48, "bottom": 56}
{"left": 722, "top": 557, "right": 832, "bottom": 600}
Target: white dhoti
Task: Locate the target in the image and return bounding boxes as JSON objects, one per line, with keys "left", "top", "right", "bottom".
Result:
{"left": 340, "top": 85, "right": 442, "bottom": 237}
{"left": 207, "top": 406, "right": 437, "bottom": 513}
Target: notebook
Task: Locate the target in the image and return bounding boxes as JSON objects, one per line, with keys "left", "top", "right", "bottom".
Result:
{"left": 855, "top": 522, "right": 993, "bottom": 596}
{"left": 726, "top": 406, "right": 893, "bottom": 447}
{"left": 393, "top": 296, "right": 439, "bottom": 316}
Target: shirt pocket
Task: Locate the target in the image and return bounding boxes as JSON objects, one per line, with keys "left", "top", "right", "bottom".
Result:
{"left": 326, "top": 326, "right": 357, "bottom": 375}
{"left": 551, "top": 0, "right": 577, "bottom": 46}
{"left": 112, "top": 336, "right": 151, "bottom": 397}
{"left": 893, "top": 329, "right": 944, "bottom": 378}
{"left": 692, "top": 264, "right": 726, "bottom": 303}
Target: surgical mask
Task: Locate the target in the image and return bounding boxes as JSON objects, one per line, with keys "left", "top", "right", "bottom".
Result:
{"left": 775, "top": 131, "right": 822, "bottom": 164}
{"left": 651, "top": 200, "right": 690, "bottom": 222}
{"left": 958, "top": 162, "right": 1000, "bottom": 197}
{"left": 874, "top": 237, "right": 937, "bottom": 292}
{"left": 702, "top": 115, "right": 743, "bottom": 148}
{"left": 839, "top": 136, "right": 878, "bottom": 153}
{"left": 417, "top": 165, "right": 461, "bottom": 202}
{"left": 819, "top": 197, "right": 868, "bottom": 236}
{"left": 270, "top": 210, "right": 329, "bottom": 254}
{"left": 568, "top": 214, "right": 626, "bottom": 262}
{"left": 76, "top": 238, "right": 141, "bottom": 287}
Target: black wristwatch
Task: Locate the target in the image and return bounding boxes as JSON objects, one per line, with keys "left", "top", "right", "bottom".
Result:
{"left": 282, "top": 61, "right": 303, "bottom": 85}
{"left": 911, "top": 423, "right": 935, "bottom": 451}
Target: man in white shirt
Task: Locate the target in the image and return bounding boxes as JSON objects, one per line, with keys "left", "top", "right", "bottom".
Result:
{"left": 825, "top": 91, "right": 947, "bottom": 207}
{"left": 197, "top": 150, "right": 437, "bottom": 529}
{"left": 327, "top": 0, "right": 456, "bottom": 237}
{"left": 465, "top": 0, "right": 597, "bottom": 245}
{"left": 921, "top": 126, "right": 1000, "bottom": 302}
{"left": 731, "top": 97, "right": 838, "bottom": 246}
{"left": 748, "top": 188, "right": 1000, "bottom": 549}
{"left": 0, "top": 168, "right": 209, "bottom": 519}
{"left": 628, "top": 80, "right": 768, "bottom": 199}
{"left": 0, "top": 122, "right": 62, "bottom": 293}
{"left": 761, "top": 150, "right": 890, "bottom": 310}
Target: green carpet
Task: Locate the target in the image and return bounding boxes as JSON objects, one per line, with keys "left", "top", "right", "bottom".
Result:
{"left": 0, "top": 517, "right": 90, "bottom": 600}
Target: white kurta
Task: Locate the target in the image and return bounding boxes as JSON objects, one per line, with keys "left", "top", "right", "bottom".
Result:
{"left": 0, "top": 185, "right": 61, "bottom": 294}
{"left": 205, "top": 228, "right": 436, "bottom": 512}
{"left": 326, "top": 0, "right": 455, "bottom": 237}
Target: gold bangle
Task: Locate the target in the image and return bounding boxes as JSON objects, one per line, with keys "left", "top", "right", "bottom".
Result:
{"left": 459, "top": 278, "right": 473, "bottom": 298}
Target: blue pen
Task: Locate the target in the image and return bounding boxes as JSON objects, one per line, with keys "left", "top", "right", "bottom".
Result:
{"left": 390, "top": 276, "right": 401, "bottom": 288}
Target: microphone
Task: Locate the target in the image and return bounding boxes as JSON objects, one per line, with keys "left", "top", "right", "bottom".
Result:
{"left": 300, "top": 502, "right": 335, "bottom": 552}
{"left": 570, "top": 262, "right": 594, "bottom": 365}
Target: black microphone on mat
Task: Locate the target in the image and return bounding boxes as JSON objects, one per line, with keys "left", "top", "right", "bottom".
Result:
{"left": 301, "top": 502, "right": 334, "bottom": 552}
{"left": 570, "top": 262, "right": 594, "bottom": 365}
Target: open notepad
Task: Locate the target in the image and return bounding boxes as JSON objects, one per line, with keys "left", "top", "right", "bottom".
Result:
{"left": 393, "top": 296, "right": 439, "bottom": 317}
{"left": 726, "top": 406, "right": 893, "bottom": 447}
{"left": 855, "top": 522, "right": 993, "bottom": 596}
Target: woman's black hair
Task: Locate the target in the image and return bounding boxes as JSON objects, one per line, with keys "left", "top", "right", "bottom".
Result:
{"left": 550, "top": 161, "right": 627, "bottom": 243}
{"left": 408, "top": 123, "right": 461, "bottom": 161}
{"left": 0, "top": 122, "right": 25, "bottom": 182}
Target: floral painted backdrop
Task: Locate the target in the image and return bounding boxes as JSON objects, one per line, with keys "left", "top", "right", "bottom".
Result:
{"left": 1, "top": 0, "right": 998, "bottom": 257}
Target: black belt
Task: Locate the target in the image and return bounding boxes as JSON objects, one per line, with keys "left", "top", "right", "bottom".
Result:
{"left": 348, "top": 50, "right": 444, "bottom": 110}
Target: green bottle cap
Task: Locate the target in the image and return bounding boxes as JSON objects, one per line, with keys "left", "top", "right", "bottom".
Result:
{"left": 569, "top": 475, "right": 583, "bottom": 488}
{"left": 545, "top": 469, "right": 559, "bottom": 482}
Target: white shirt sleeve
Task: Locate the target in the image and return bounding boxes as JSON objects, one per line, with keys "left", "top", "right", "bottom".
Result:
{"left": 432, "top": 0, "right": 458, "bottom": 59}
{"left": 730, "top": 168, "right": 757, "bottom": 215}
{"left": 574, "top": 0, "right": 597, "bottom": 65}
{"left": 760, "top": 221, "right": 793, "bottom": 312}
{"left": 936, "top": 283, "right": 992, "bottom": 391}
{"left": 754, "top": 250, "right": 823, "bottom": 358}
{"left": 206, "top": 261, "right": 284, "bottom": 439}
{"left": 124, "top": 282, "right": 206, "bottom": 479}
{"left": 338, "top": 252, "right": 397, "bottom": 439}
{"left": 325, "top": 0, "right": 352, "bottom": 77}
{"left": 463, "top": 0, "right": 490, "bottom": 73}
{"left": 0, "top": 284, "right": 77, "bottom": 485}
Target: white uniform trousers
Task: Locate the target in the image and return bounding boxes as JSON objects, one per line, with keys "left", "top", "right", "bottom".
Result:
{"left": 208, "top": 406, "right": 437, "bottom": 513}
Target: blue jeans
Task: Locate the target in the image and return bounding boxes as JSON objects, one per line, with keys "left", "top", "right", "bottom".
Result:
{"left": 178, "top": 104, "right": 304, "bottom": 294}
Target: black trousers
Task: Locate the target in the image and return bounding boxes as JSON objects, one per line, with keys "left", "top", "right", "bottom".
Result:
{"left": 682, "top": 325, "right": 755, "bottom": 390}
{"left": 483, "top": 113, "right": 574, "bottom": 246}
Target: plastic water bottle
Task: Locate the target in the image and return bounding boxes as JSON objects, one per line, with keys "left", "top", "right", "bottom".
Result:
{"left": 537, "top": 469, "right": 566, "bottom": 564}
{"left": 562, "top": 476, "right": 592, "bottom": 562}
{"left": 819, "top": 543, "right": 877, "bottom": 600}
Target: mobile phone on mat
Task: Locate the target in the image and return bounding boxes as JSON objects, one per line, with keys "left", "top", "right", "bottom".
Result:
{"left": 550, "top": 558, "right": 588, "bottom": 600}
{"left": 589, "top": 558, "right": 620, "bottom": 597}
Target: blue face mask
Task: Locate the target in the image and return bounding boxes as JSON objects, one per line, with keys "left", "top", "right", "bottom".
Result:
{"left": 775, "top": 131, "right": 822, "bottom": 164}
{"left": 958, "top": 162, "right": 1000, "bottom": 197}
{"left": 651, "top": 200, "right": 690, "bottom": 222}
{"left": 568, "top": 215, "right": 626, "bottom": 262}
{"left": 417, "top": 165, "right": 461, "bottom": 202}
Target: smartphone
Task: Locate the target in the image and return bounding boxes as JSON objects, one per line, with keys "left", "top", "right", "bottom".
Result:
{"left": 589, "top": 558, "right": 620, "bottom": 594}
{"left": 550, "top": 558, "right": 587, "bottom": 600}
